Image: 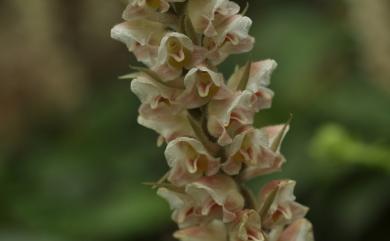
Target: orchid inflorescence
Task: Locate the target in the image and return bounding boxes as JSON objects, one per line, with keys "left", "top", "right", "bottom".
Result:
{"left": 111, "top": 0, "right": 314, "bottom": 240}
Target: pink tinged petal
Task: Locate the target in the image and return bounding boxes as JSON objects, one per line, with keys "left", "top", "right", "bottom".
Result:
{"left": 239, "top": 124, "right": 290, "bottom": 180}
{"left": 187, "top": 0, "right": 239, "bottom": 37}
{"left": 157, "top": 187, "right": 195, "bottom": 225}
{"left": 278, "top": 219, "right": 314, "bottom": 241}
{"left": 111, "top": 19, "right": 166, "bottom": 48}
{"left": 174, "top": 220, "right": 228, "bottom": 241}
{"left": 263, "top": 124, "right": 290, "bottom": 152}
{"left": 209, "top": 36, "right": 254, "bottom": 65}
{"left": 207, "top": 96, "right": 234, "bottom": 145}
{"left": 165, "top": 137, "right": 221, "bottom": 186}
{"left": 207, "top": 91, "right": 256, "bottom": 146}
{"left": 111, "top": 23, "right": 136, "bottom": 50}
{"left": 217, "top": 1, "right": 240, "bottom": 16}
{"left": 227, "top": 60, "right": 275, "bottom": 101}
{"left": 190, "top": 46, "right": 208, "bottom": 66}
{"left": 132, "top": 45, "right": 160, "bottom": 66}
{"left": 207, "top": 15, "right": 254, "bottom": 64}
{"left": 223, "top": 128, "right": 269, "bottom": 175}
{"left": 187, "top": 0, "right": 221, "bottom": 35}
{"left": 240, "top": 150, "right": 285, "bottom": 180}
{"left": 128, "top": 0, "right": 184, "bottom": 13}
{"left": 222, "top": 156, "right": 243, "bottom": 176}
{"left": 158, "top": 32, "right": 194, "bottom": 66}
{"left": 268, "top": 226, "right": 285, "bottom": 241}
{"left": 122, "top": 2, "right": 176, "bottom": 25}
{"left": 178, "top": 67, "right": 231, "bottom": 109}
{"left": 137, "top": 104, "right": 194, "bottom": 143}
{"left": 111, "top": 19, "right": 166, "bottom": 66}
{"left": 157, "top": 187, "right": 213, "bottom": 228}
{"left": 258, "top": 180, "right": 309, "bottom": 229}
{"left": 247, "top": 60, "right": 278, "bottom": 90}
{"left": 151, "top": 63, "right": 183, "bottom": 82}
{"left": 229, "top": 210, "right": 265, "bottom": 241}
{"left": 130, "top": 74, "right": 180, "bottom": 109}
{"left": 154, "top": 32, "right": 201, "bottom": 81}
{"left": 186, "top": 175, "right": 245, "bottom": 223}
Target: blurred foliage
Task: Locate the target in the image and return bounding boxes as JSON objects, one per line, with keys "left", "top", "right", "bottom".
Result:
{"left": 310, "top": 124, "right": 390, "bottom": 171}
{"left": 0, "top": 0, "right": 389, "bottom": 241}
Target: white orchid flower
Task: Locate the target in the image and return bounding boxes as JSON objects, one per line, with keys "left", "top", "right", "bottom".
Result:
{"left": 229, "top": 209, "right": 265, "bottom": 241}
{"left": 187, "top": 0, "right": 240, "bottom": 37}
{"left": 165, "top": 137, "right": 220, "bottom": 186}
{"left": 206, "top": 15, "right": 255, "bottom": 65}
{"left": 111, "top": 19, "right": 167, "bottom": 66}
{"left": 258, "top": 180, "right": 309, "bottom": 229}
{"left": 177, "top": 66, "right": 232, "bottom": 108}
{"left": 207, "top": 59, "right": 278, "bottom": 146}
{"left": 223, "top": 127, "right": 285, "bottom": 179}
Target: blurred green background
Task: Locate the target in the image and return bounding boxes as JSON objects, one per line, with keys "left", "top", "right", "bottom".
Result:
{"left": 0, "top": 0, "right": 389, "bottom": 241}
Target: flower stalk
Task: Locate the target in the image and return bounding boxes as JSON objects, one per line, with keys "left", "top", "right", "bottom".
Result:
{"left": 111, "top": 1, "right": 314, "bottom": 240}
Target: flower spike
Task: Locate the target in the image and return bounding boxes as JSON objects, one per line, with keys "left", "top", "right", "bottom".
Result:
{"left": 112, "top": 1, "right": 314, "bottom": 240}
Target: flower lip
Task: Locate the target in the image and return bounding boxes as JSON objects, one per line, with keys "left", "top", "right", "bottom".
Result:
{"left": 165, "top": 137, "right": 220, "bottom": 186}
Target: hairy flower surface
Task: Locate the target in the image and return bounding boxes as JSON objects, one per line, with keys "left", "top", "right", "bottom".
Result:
{"left": 112, "top": 1, "right": 314, "bottom": 240}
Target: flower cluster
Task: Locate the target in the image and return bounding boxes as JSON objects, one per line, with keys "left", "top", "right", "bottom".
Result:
{"left": 111, "top": 1, "right": 314, "bottom": 241}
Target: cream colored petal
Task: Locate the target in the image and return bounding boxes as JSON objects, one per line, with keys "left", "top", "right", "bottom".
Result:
{"left": 111, "top": 19, "right": 167, "bottom": 65}
{"left": 154, "top": 32, "right": 199, "bottom": 81}
{"left": 214, "top": 15, "right": 253, "bottom": 45}
{"left": 190, "top": 46, "right": 208, "bottom": 66}
{"left": 122, "top": 3, "right": 176, "bottom": 25}
{"left": 165, "top": 137, "right": 221, "bottom": 186}
{"left": 128, "top": 0, "right": 185, "bottom": 13}
{"left": 174, "top": 220, "right": 227, "bottom": 241}
{"left": 157, "top": 187, "right": 188, "bottom": 211}
{"left": 218, "top": 1, "right": 240, "bottom": 16}
{"left": 263, "top": 124, "right": 290, "bottom": 152}
{"left": 130, "top": 74, "right": 180, "bottom": 109}
{"left": 158, "top": 187, "right": 214, "bottom": 228}
{"left": 210, "top": 37, "right": 255, "bottom": 65}
{"left": 278, "top": 219, "right": 314, "bottom": 241}
{"left": 187, "top": 0, "right": 239, "bottom": 36}
{"left": 268, "top": 226, "right": 286, "bottom": 241}
{"left": 111, "top": 19, "right": 166, "bottom": 47}
{"left": 152, "top": 63, "right": 183, "bottom": 81}
{"left": 157, "top": 187, "right": 195, "bottom": 225}
{"left": 207, "top": 91, "right": 256, "bottom": 146}
{"left": 240, "top": 150, "right": 285, "bottom": 180}
{"left": 223, "top": 128, "right": 269, "bottom": 175}
{"left": 258, "top": 180, "right": 309, "bottom": 229}
{"left": 157, "top": 32, "right": 194, "bottom": 65}
{"left": 246, "top": 60, "right": 277, "bottom": 90}
{"left": 111, "top": 22, "right": 136, "bottom": 50}
{"left": 227, "top": 59, "right": 276, "bottom": 93}
{"left": 137, "top": 104, "right": 194, "bottom": 143}
{"left": 133, "top": 45, "right": 160, "bottom": 66}
{"left": 186, "top": 175, "right": 245, "bottom": 222}
{"left": 187, "top": 0, "right": 221, "bottom": 35}
{"left": 178, "top": 66, "right": 230, "bottom": 108}
{"left": 207, "top": 15, "right": 254, "bottom": 64}
{"left": 229, "top": 210, "right": 265, "bottom": 241}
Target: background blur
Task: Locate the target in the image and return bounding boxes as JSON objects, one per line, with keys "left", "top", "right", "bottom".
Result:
{"left": 1, "top": 0, "right": 389, "bottom": 241}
